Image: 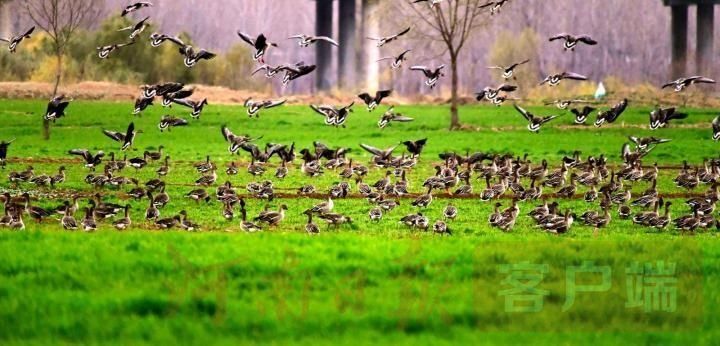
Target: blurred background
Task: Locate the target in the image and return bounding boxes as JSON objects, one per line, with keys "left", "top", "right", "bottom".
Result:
{"left": 0, "top": 0, "right": 718, "bottom": 101}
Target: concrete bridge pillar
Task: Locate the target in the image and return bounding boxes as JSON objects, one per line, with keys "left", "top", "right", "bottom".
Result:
{"left": 664, "top": 0, "right": 719, "bottom": 78}
{"left": 670, "top": 5, "right": 688, "bottom": 78}
{"left": 315, "top": 0, "right": 334, "bottom": 91}
{"left": 338, "top": 0, "right": 356, "bottom": 89}
{"left": 697, "top": 4, "right": 714, "bottom": 75}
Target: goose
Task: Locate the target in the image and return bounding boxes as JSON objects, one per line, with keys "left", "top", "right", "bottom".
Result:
{"left": 318, "top": 212, "right": 353, "bottom": 228}
{"left": 288, "top": 34, "right": 339, "bottom": 47}
{"left": 142, "top": 193, "right": 159, "bottom": 221}
{"left": 122, "top": 2, "right": 152, "bottom": 16}
{"left": 367, "top": 207, "right": 383, "bottom": 222}
{"left": 360, "top": 143, "right": 397, "bottom": 165}
{"left": 141, "top": 82, "right": 184, "bottom": 99}
{"left": 154, "top": 156, "right": 169, "bottom": 177}
{"left": 277, "top": 62, "right": 317, "bottom": 85}
{"left": 674, "top": 168, "right": 699, "bottom": 190}
{"left": 628, "top": 136, "right": 671, "bottom": 151}
{"left": 8, "top": 166, "right": 35, "bottom": 184}
{"left": 44, "top": 94, "right": 72, "bottom": 121}
{"left": 662, "top": 76, "right": 715, "bottom": 92}
{"left": 411, "top": 187, "right": 433, "bottom": 208}
{"left": 23, "top": 193, "right": 51, "bottom": 223}
{"left": 155, "top": 215, "right": 180, "bottom": 230}
{"left": 377, "top": 49, "right": 412, "bottom": 69}
{"left": 402, "top": 138, "right": 427, "bottom": 157}
{"left": 7, "top": 212, "right": 24, "bottom": 231}
{"left": 158, "top": 115, "right": 189, "bottom": 131}
{"left": 113, "top": 205, "right": 132, "bottom": 230}
{"left": 366, "top": 27, "right": 411, "bottom": 47}
{"left": 413, "top": 0, "right": 443, "bottom": 8}
{"left": 118, "top": 16, "right": 150, "bottom": 40}
{"left": 713, "top": 116, "right": 720, "bottom": 141}
{"left": 649, "top": 107, "right": 688, "bottom": 129}
{"left": 479, "top": 0, "right": 510, "bottom": 15}
{"left": 0, "top": 138, "right": 14, "bottom": 169}
{"left": 487, "top": 59, "right": 529, "bottom": 80}
{"left": 378, "top": 106, "right": 414, "bottom": 129}
{"left": 173, "top": 98, "right": 208, "bottom": 118}
{"left": 489, "top": 202, "right": 504, "bottom": 227}
{"left": 244, "top": 99, "right": 286, "bottom": 118}
{"left": 153, "top": 185, "right": 170, "bottom": 208}
{"left": 513, "top": 104, "right": 561, "bottom": 133}
{"left": 633, "top": 199, "right": 663, "bottom": 226}
{"left": 443, "top": 204, "right": 458, "bottom": 220}
{"left": 650, "top": 202, "right": 672, "bottom": 229}
{"left": 410, "top": 65, "right": 445, "bottom": 89}
{"left": 132, "top": 96, "right": 154, "bottom": 115}
{"left": 0, "top": 26, "right": 34, "bottom": 53}
{"left": 475, "top": 84, "right": 518, "bottom": 102}
{"left": 540, "top": 72, "right": 588, "bottom": 86}
{"left": 97, "top": 41, "right": 135, "bottom": 59}
{"left": 359, "top": 90, "right": 392, "bottom": 111}
{"left": 253, "top": 204, "right": 288, "bottom": 227}
{"left": 238, "top": 201, "right": 262, "bottom": 232}
{"left": 251, "top": 63, "right": 287, "bottom": 79}
{"left": 310, "top": 102, "right": 354, "bottom": 127}
{"left": 177, "top": 210, "right": 200, "bottom": 231}
{"left": 674, "top": 208, "right": 700, "bottom": 233}
{"left": 128, "top": 153, "right": 149, "bottom": 170}
{"left": 433, "top": 220, "right": 451, "bottom": 235}
{"left": 80, "top": 206, "right": 97, "bottom": 232}
{"left": 594, "top": 98, "right": 628, "bottom": 127}
{"left": 68, "top": 149, "right": 104, "bottom": 170}
{"left": 221, "top": 125, "right": 261, "bottom": 154}
{"left": 178, "top": 45, "right": 216, "bottom": 68}
{"left": 148, "top": 33, "right": 185, "bottom": 48}
{"left": 545, "top": 99, "right": 592, "bottom": 110}
{"left": 143, "top": 146, "right": 163, "bottom": 162}
{"left": 549, "top": 33, "right": 598, "bottom": 51}
{"left": 237, "top": 32, "right": 278, "bottom": 63}
{"left": 161, "top": 88, "right": 194, "bottom": 107}
{"left": 538, "top": 210, "right": 574, "bottom": 234}
{"left": 195, "top": 169, "right": 217, "bottom": 186}
{"left": 571, "top": 106, "right": 597, "bottom": 124}
{"left": 556, "top": 175, "right": 577, "bottom": 198}
{"left": 185, "top": 189, "right": 210, "bottom": 203}
{"left": 309, "top": 197, "right": 334, "bottom": 215}
{"left": 103, "top": 122, "right": 137, "bottom": 151}
{"left": 48, "top": 166, "right": 66, "bottom": 187}
{"left": 61, "top": 205, "right": 78, "bottom": 230}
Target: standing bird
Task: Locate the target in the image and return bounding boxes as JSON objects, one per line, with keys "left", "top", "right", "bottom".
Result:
{"left": 377, "top": 49, "right": 412, "bottom": 70}
{"left": 118, "top": 16, "right": 150, "bottom": 40}
{"left": 549, "top": 33, "right": 598, "bottom": 51}
{"left": 237, "top": 32, "right": 277, "bottom": 63}
{"left": 0, "top": 26, "right": 35, "bottom": 53}
{"left": 97, "top": 41, "right": 135, "bottom": 59}
{"left": 44, "top": 95, "right": 72, "bottom": 121}
{"left": 288, "top": 34, "right": 339, "bottom": 47}
{"left": 102, "top": 122, "right": 138, "bottom": 151}
{"left": 366, "top": 27, "right": 411, "bottom": 47}
{"left": 662, "top": 76, "right": 716, "bottom": 92}
{"left": 594, "top": 99, "right": 628, "bottom": 127}
{"left": 244, "top": 99, "right": 286, "bottom": 118}
{"left": 487, "top": 59, "right": 529, "bottom": 80}
{"left": 410, "top": 64, "right": 445, "bottom": 89}
{"left": 713, "top": 116, "right": 720, "bottom": 141}
{"left": 0, "top": 139, "right": 14, "bottom": 169}
{"left": 479, "top": 0, "right": 510, "bottom": 15}
{"left": 358, "top": 90, "right": 392, "bottom": 111}
{"left": 540, "top": 72, "right": 588, "bottom": 86}
{"left": 649, "top": 107, "right": 688, "bottom": 129}
{"left": 514, "top": 104, "right": 561, "bottom": 133}
{"left": 571, "top": 106, "right": 597, "bottom": 124}
{"left": 121, "top": 2, "right": 153, "bottom": 16}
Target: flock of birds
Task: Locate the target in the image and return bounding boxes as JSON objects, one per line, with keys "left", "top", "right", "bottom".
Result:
{"left": 1, "top": 0, "right": 720, "bottom": 235}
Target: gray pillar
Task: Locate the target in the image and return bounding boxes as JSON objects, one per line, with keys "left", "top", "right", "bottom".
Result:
{"left": 315, "top": 0, "right": 333, "bottom": 92}
{"left": 670, "top": 5, "right": 688, "bottom": 78}
{"left": 697, "top": 4, "right": 714, "bottom": 75}
{"left": 362, "top": 0, "right": 380, "bottom": 92}
{"left": 338, "top": 0, "right": 357, "bottom": 89}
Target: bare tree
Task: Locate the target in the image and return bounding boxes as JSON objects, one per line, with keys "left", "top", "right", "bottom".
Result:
{"left": 390, "top": 0, "right": 488, "bottom": 130}
{"left": 24, "top": 0, "right": 100, "bottom": 139}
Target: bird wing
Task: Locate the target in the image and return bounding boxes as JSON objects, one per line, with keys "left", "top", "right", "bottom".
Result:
{"left": 221, "top": 125, "right": 236, "bottom": 142}
{"left": 661, "top": 81, "right": 677, "bottom": 89}
{"left": 172, "top": 89, "right": 195, "bottom": 100}
{"left": 288, "top": 34, "right": 305, "bottom": 40}
{"left": 393, "top": 27, "right": 411, "bottom": 39}
{"left": 172, "top": 98, "right": 193, "bottom": 108}
{"left": 410, "top": 66, "right": 429, "bottom": 73}
{"left": 0, "top": 38, "right": 9, "bottom": 43}
{"left": 22, "top": 26, "right": 35, "bottom": 37}
{"left": 667, "top": 110, "right": 688, "bottom": 120}
{"left": 376, "top": 57, "right": 394, "bottom": 62}
{"left": 576, "top": 35, "right": 598, "bottom": 45}
{"left": 310, "top": 105, "right": 334, "bottom": 116}
{"left": 237, "top": 31, "right": 256, "bottom": 46}
{"left": 376, "top": 89, "right": 393, "bottom": 99}
{"left": 315, "top": 36, "right": 339, "bottom": 46}
{"left": 358, "top": 93, "right": 373, "bottom": 104}
{"left": 513, "top": 104, "right": 532, "bottom": 122}
{"left": 196, "top": 50, "right": 216, "bottom": 60}
{"left": 359, "top": 144, "right": 384, "bottom": 156}
{"left": 125, "top": 122, "right": 135, "bottom": 141}
{"left": 165, "top": 36, "right": 186, "bottom": 47}
{"left": 540, "top": 115, "right": 562, "bottom": 124}
{"left": 475, "top": 90, "right": 487, "bottom": 100}
{"left": 392, "top": 116, "right": 415, "bottom": 122}
{"left": 478, "top": 2, "right": 496, "bottom": 9}
{"left": 68, "top": 149, "right": 91, "bottom": 161}
{"left": 265, "top": 99, "right": 287, "bottom": 109}
{"left": 498, "top": 84, "right": 518, "bottom": 92}
{"left": 102, "top": 130, "right": 124, "bottom": 142}
{"left": 562, "top": 72, "right": 588, "bottom": 80}
{"left": 549, "top": 33, "right": 569, "bottom": 41}
{"left": 713, "top": 116, "right": 720, "bottom": 131}
{"left": 689, "top": 76, "right": 716, "bottom": 84}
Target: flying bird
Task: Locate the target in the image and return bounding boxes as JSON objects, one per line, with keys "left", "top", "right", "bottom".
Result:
{"left": 571, "top": 106, "right": 596, "bottom": 124}
{"left": 0, "top": 139, "right": 14, "bottom": 169}
{"left": 410, "top": 64, "right": 445, "bottom": 89}
{"left": 0, "top": 26, "right": 34, "bottom": 53}
{"left": 475, "top": 84, "right": 518, "bottom": 102}
{"left": 122, "top": 2, "right": 153, "bottom": 16}
{"left": 412, "top": 0, "right": 443, "bottom": 8}
{"left": 549, "top": 33, "right": 598, "bottom": 51}
{"left": 103, "top": 123, "right": 138, "bottom": 151}
{"left": 141, "top": 82, "right": 184, "bottom": 99}
{"left": 173, "top": 98, "right": 208, "bottom": 119}
{"left": 402, "top": 138, "right": 428, "bottom": 157}
{"left": 377, "top": 49, "right": 412, "bottom": 70}
{"left": 278, "top": 62, "right": 316, "bottom": 85}
{"left": 149, "top": 33, "right": 185, "bottom": 48}
{"left": 118, "top": 16, "right": 150, "bottom": 40}
{"left": 628, "top": 136, "right": 672, "bottom": 151}
{"left": 358, "top": 90, "right": 392, "bottom": 111}
{"left": 649, "top": 107, "right": 688, "bottom": 129}
{"left": 594, "top": 99, "right": 628, "bottom": 127}
{"left": 487, "top": 59, "right": 529, "bottom": 80}
{"left": 378, "top": 107, "right": 414, "bottom": 129}
{"left": 179, "top": 45, "right": 216, "bottom": 68}
{"left": 68, "top": 149, "right": 105, "bottom": 170}
{"left": 367, "top": 27, "right": 411, "bottom": 47}
{"left": 44, "top": 95, "right": 72, "bottom": 121}
{"left": 97, "top": 41, "right": 135, "bottom": 59}
{"left": 244, "top": 99, "right": 287, "bottom": 118}
{"left": 513, "top": 104, "right": 561, "bottom": 133}
{"left": 237, "top": 32, "right": 278, "bottom": 63}
{"left": 251, "top": 64, "right": 286, "bottom": 79}
{"left": 221, "top": 125, "right": 262, "bottom": 154}
{"left": 661, "top": 76, "right": 716, "bottom": 92}
{"left": 545, "top": 99, "right": 592, "bottom": 110}
{"left": 288, "top": 34, "right": 339, "bottom": 47}
{"left": 133, "top": 96, "right": 154, "bottom": 115}
{"left": 310, "top": 102, "right": 355, "bottom": 127}
{"left": 158, "top": 115, "right": 189, "bottom": 131}
{"left": 540, "top": 72, "right": 588, "bottom": 86}
{"left": 161, "top": 88, "right": 194, "bottom": 107}
{"left": 479, "top": 0, "right": 510, "bottom": 15}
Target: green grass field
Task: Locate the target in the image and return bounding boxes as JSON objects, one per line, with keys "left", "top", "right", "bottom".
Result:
{"left": 1, "top": 99, "right": 719, "bottom": 344}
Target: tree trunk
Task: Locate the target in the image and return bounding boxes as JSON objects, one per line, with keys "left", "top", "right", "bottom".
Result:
{"left": 449, "top": 54, "right": 460, "bottom": 130}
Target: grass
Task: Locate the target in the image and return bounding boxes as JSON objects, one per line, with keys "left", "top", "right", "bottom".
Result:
{"left": 0, "top": 99, "right": 719, "bottom": 344}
